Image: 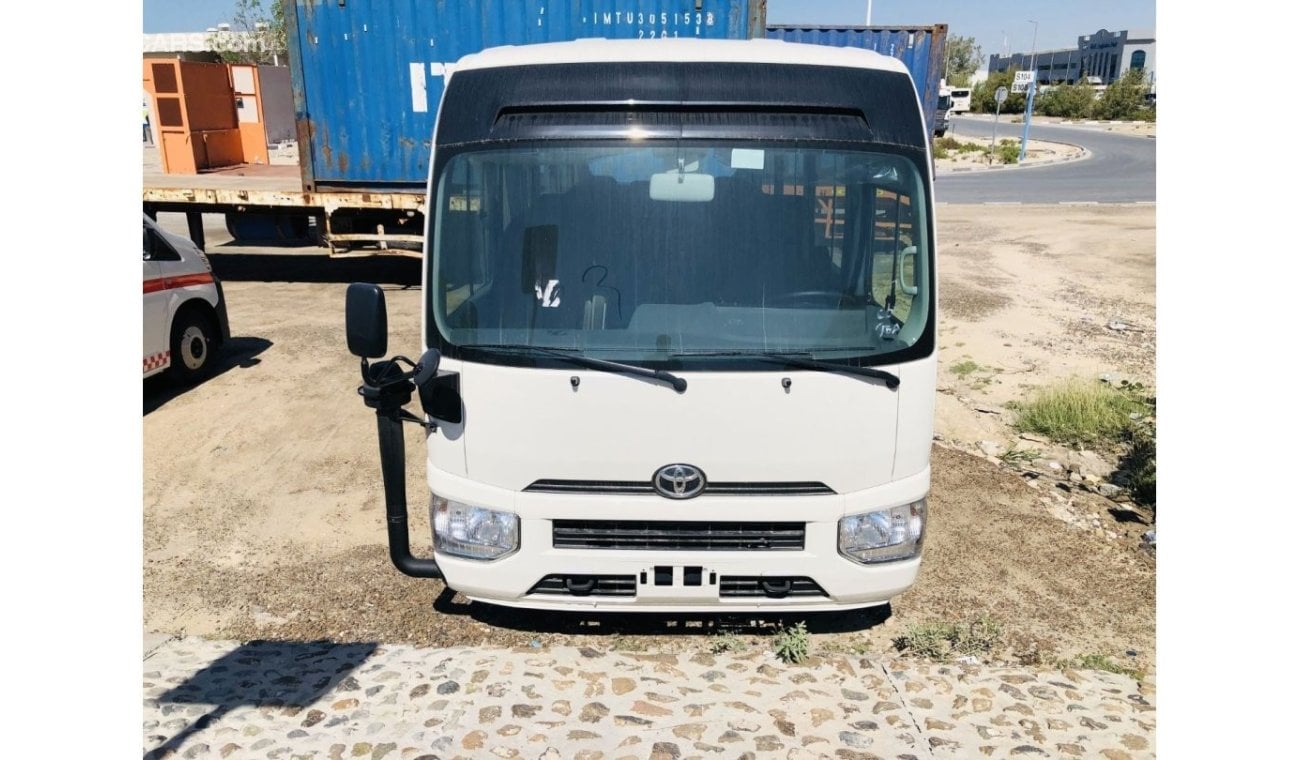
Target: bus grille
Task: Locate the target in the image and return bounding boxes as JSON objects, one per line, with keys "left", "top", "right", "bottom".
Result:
{"left": 552, "top": 521, "right": 805, "bottom": 551}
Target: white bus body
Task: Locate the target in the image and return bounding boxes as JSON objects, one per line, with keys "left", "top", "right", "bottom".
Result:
{"left": 351, "top": 39, "right": 938, "bottom": 613}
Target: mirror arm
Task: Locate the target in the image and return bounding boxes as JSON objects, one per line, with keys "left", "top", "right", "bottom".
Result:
{"left": 398, "top": 408, "right": 438, "bottom": 431}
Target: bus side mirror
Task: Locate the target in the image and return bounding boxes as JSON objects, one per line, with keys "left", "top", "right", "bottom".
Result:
{"left": 346, "top": 282, "right": 389, "bottom": 358}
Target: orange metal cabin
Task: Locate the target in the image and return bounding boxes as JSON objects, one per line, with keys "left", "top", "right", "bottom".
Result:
{"left": 143, "top": 58, "right": 271, "bottom": 174}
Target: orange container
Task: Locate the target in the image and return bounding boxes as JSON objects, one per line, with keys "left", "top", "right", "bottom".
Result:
{"left": 143, "top": 58, "right": 246, "bottom": 174}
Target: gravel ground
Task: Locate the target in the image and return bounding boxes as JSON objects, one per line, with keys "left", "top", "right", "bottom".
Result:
{"left": 143, "top": 637, "right": 1155, "bottom": 759}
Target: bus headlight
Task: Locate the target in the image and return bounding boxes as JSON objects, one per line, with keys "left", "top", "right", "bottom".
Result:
{"left": 838, "top": 499, "right": 926, "bottom": 564}
{"left": 432, "top": 495, "right": 519, "bottom": 560}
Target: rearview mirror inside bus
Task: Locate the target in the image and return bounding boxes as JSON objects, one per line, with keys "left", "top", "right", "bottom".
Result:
{"left": 649, "top": 171, "right": 715, "bottom": 202}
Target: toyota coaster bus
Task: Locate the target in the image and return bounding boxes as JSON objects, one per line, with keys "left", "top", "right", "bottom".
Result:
{"left": 347, "top": 39, "right": 937, "bottom": 612}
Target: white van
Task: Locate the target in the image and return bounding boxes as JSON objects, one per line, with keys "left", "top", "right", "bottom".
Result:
{"left": 143, "top": 214, "right": 229, "bottom": 382}
{"left": 348, "top": 39, "right": 937, "bottom": 612}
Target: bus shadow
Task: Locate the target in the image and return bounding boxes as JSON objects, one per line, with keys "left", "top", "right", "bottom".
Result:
{"left": 432, "top": 587, "right": 892, "bottom": 637}
{"left": 207, "top": 250, "right": 421, "bottom": 286}
{"left": 143, "top": 640, "right": 378, "bottom": 760}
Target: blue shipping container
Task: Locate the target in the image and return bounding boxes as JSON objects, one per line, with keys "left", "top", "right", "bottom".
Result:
{"left": 287, "top": 0, "right": 765, "bottom": 188}
{"left": 764, "top": 25, "right": 949, "bottom": 137}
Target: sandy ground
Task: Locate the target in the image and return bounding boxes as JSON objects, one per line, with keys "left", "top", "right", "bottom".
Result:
{"left": 934, "top": 204, "right": 1156, "bottom": 448}
{"left": 143, "top": 205, "right": 1155, "bottom": 674}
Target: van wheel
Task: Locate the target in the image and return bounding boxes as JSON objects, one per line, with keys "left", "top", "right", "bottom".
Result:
{"left": 168, "top": 310, "right": 216, "bottom": 384}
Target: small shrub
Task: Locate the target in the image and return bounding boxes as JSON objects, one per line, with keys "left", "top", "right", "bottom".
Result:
{"left": 953, "top": 616, "right": 1003, "bottom": 655}
{"left": 895, "top": 622, "right": 952, "bottom": 659}
{"left": 709, "top": 631, "right": 748, "bottom": 654}
{"left": 933, "top": 143, "right": 950, "bottom": 159}
{"left": 956, "top": 141, "right": 985, "bottom": 154}
{"left": 894, "top": 616, "right": 1003, "bottom": 661}
{"left": 773, "top": 621, "right": 810, "bottom": 664}
{"left": 997, "top": 140, "right": 1020, "bottom": 164}
{"left": 934, "top": 136, "right": 962, "bottom": 151}
{"left": 952, "top": 360, "right": 980, "bottom": 378}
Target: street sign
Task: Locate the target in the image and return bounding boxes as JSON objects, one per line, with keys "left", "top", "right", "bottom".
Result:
{"left": 1011, "top": 70, "right": 1033, "bottom": 94}
{"left": 995, "top": 86, "right": 1008, "bottom": 104}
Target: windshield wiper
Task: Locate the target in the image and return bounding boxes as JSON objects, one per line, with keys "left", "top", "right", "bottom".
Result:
{"left": 766, "top": 353, "right": 900, "bottom": 389}
{"left": 461, "top": 344, "right": 688, "bottom": 393}
{"left": 673, "top": 350, "right": 900, "bottom": 389}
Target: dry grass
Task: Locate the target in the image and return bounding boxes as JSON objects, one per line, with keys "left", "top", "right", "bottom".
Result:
{"left": 1013, "top": 377, "right": 1148, "bottom": 446}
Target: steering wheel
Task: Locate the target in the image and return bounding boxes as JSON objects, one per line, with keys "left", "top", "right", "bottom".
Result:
{"left": 768, "top": 290, "right": 847, "bottom": 308}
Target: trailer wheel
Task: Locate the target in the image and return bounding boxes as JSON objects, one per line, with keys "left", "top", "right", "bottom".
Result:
{"left": 168, "top": 309, "right": 217, "bottom": 385}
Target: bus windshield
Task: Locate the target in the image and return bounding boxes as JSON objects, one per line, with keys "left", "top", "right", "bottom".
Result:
{"left": 431, "top": 143, "right": 932, "bottom": 365}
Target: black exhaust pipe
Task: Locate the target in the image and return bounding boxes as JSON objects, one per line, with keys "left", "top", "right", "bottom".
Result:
{"left": 363, "top": 364, "right": 443, "bottom": 579}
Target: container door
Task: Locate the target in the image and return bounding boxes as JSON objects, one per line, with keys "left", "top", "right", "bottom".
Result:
{"left": 231, "top": 64, "right": 269, "bottom": 165}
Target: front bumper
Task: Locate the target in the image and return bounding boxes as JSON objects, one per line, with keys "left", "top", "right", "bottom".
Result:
{"left": 429, "top": 467, "right": 929, "bottom": 612}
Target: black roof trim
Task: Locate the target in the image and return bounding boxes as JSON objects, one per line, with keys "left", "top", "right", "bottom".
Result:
{"left": 436, "top": 61, "right": 924, "bottom": 149}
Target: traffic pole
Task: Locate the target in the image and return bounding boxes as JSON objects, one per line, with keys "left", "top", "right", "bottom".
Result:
{"left": 991, "top": 102, "right": 1001, "bottom": 162}
{"left": 1018, "top": 80, "right": 1036, "bottom": 162}
{"left": 990, "top": 86, "right": 1008, "bottom": 164}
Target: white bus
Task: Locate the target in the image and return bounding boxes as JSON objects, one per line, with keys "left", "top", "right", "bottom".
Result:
{"left": 948, "top": 87, "right": 972, "bottom": 114}
{"left": 347, "top": 39, "right": 937, "bottom": 613}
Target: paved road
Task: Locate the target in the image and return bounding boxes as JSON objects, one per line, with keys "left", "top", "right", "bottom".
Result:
{"left": 937, "top": 117, "right": 1156, "bottom": 204}
{"left": 143, "top": 635, "right": 1155, "bottom": 759}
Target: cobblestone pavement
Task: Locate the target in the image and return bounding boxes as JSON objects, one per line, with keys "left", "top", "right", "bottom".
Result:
{"left": 143, "top": 636, "right": 1154, "bottom": 759}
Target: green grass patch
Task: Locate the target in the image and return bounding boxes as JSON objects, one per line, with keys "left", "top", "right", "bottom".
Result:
{"left": 1062, "top": 654, "right": 1144, "bottom": 680}
{"left": 1000, "top": 446, "right": 1040, "bottom": 465}
{"left": 894, "top": 616, "right": 1003, "bottom": 661}
{"left": 1013, "top": 378, "right": 1149, "bottom": 446}
{"left": 951, "top": 359, "right": 981, "bottom": 378}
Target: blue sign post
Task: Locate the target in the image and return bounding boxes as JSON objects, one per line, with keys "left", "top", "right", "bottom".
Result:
{"left": 1018, "top": 80, "right": 1037, "bottom": 162}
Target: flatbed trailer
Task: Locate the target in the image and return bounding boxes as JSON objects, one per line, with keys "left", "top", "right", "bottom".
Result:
{"left": 142, "top": 162, "right": 426, "bottom": 256}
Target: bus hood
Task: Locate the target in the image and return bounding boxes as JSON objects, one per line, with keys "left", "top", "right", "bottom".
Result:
{"left": 452, "top": 361, "right": 902, "bottom": 495}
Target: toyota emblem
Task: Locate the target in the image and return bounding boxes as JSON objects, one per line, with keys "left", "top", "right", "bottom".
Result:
{"left": 653, "top": 464, "right": 706, "bottom": 499}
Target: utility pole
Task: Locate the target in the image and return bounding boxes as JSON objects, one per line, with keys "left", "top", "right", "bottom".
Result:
{"left": 1018, "top": 20, "right": 1039, "bottom": 162}
{"left": 866, "top": 1, "right": 873, "bottom": 25}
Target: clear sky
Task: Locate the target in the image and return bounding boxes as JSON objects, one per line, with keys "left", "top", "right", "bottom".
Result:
{"left": 144, "top": 1, "right": 1156, "bottom": 63}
